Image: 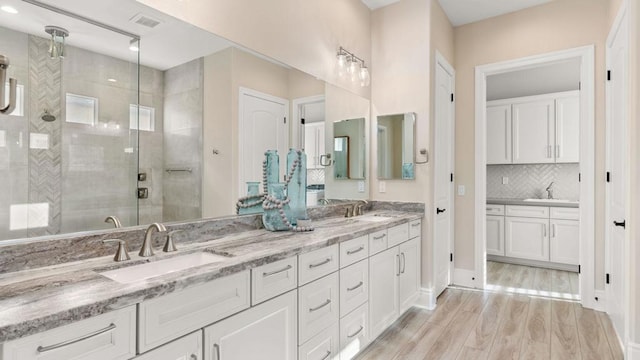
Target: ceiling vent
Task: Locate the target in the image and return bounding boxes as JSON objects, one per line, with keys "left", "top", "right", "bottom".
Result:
{"left": 129, "top": 13, "right": 162, "bottom": 28}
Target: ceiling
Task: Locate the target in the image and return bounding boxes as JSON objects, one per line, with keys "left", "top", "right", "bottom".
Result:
{"left": 0, "top": 0, "right": 238, "bottom": 70}
{"left": 438, "top": 0, "right": 553, "bottom": 26}
{"left": 487, "top": 58, "right": 581, "bottom": 101}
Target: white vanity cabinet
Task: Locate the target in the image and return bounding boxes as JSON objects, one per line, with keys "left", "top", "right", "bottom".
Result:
{"left": 134, "top": 331, "right": 202, "bottom": 360}
{"left": 486, "top": 204, "right": 506, "bottom": 256}
{"left": 505, "top": 216, "right": 550, "bottom": 261}
{"left": 512, "top": 99, "right": 555, "bottom": 164}
{"left": 1, "top": 305, "right": 136, "bottom": 360}
{"left": 203, "top": 290, "right": 297, "bottom": 360}
{"left": 486, "top": 104, "right": 512, "bottom": 164}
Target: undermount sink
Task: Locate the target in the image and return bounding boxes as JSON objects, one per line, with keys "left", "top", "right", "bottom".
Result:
{"left": 523, "top": 198, "right": 579, "bottom": 204}
{"left": 355, "top": 215, "right": 394, "bottom": 222}
{"left": 99, "top": 252, "right": 228, "bottom": 284}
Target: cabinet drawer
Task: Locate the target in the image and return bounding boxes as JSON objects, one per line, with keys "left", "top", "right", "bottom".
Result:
{"left": 138, "top": 270, "right": 250, "bottom": 353}
{"left": 339, "top": 302, "right": 369, "bottom": 360}
{"left": 298, "top": 323, "right": 339, "bottom": 360}
{"left": 409, "top": 219, "right": 422, "bottom": 239}
{"left": 299, "top": 272, "right": 340, "bottom": 345}
{"left": 252, "top": 257, "right": 298, "bottom": 305}
{"left": 299, "top": 245, "right": 339, "bottom": 285}
{"left": 340, "top": 235, "right": 368, "bottom": 268}
{"left": 506, "top": 205, "right": 549, "bottom": 219}
{"left": 387, "top": 223, "right": 410, "bottom": 248}
{"left": 486, "top": 204, "right": 505, "bottom": 216}
{"left": 550, "top": 207, "right": 579, "bottom": 220}
{"left": 340, "top": 259, "right": 369, "bottom": 317}
{"left": 2, "top": 305, "right": 136, "bottom": 360}
{"left": 368, "top": 229, "right": 388, "bottom": 255}
{"left": 134, "top": 330, "right": 201, "bottom": 360}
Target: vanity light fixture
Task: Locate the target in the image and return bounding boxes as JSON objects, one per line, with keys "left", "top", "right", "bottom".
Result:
{"left": 45, "top": 25, "right": 69, "bottom": 59}
{"left": 129, "top": 38, "right": 140, "bottom": 52}
{"left": 336, "top": 47, "right": 370, "bottom": 87}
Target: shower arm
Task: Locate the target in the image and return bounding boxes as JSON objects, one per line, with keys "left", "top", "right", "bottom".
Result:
{"left": 0, "top": 55, "right": 17, "bottom": 115}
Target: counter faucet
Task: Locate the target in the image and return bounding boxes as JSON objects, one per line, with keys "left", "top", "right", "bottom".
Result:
{"left": 140, "top": 223, "right": 166, "bottom": 257}
{"left": 104, "top": 215, "right": 122, "bottom": 228}
{"left": 545, "top": 182, "right": 555, "bottom": 199}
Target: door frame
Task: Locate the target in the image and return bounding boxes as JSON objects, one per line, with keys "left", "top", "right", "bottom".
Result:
{"left": 292, "top": 95, "right": 325, "bottom": 149}
{"left": 433, "top": 51, "right": 456, "bottom": 294}
{"left": 473, "top": 46, "right": 596, "bottom": 308}
{"left": 238, "top": 87, "right": 289, "bottom": 196}
{"left": 605, "top": 0, "right": 629, "bottom": 353}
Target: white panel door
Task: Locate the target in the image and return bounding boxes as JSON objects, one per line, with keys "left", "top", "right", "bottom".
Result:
{"left": 239, "top": 89, "right": 288, "bottom": 194}
{"left": 368, "top": 247, "right": 399, "bottom": 340}
{"left": 486, "top": 105, "right": 512, "bottom": 164}
{"left": 555, "top": 94, "right": 580, "bottom": 163}
{"left": 304, "top": 122, "right": 325, "bottom": 169}
{"left": 512, "top": 99, "right": 555, "bottom": 164}
{"left": 605, "top": 10, "right": 628, "bottom": 342}
{"left": 433, "top": 56, "right": 455, "bottom": 297}
{"left": 549, "top": 219, "right": 580, "bottom": 265}
{"left": 204, "top": 291, "right": 297, "bottom": 360}
{"left": 398, "top": 237, "right": 420, "bottom": 314}
{"left": 486, "top": 215, "right": 505, "bottom": 256}
{"left": 505, "top": 217, "right": 549, "bottom": 261}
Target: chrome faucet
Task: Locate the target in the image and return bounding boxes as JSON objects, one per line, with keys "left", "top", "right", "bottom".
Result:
{"left": 545, "top": 182, "right": 555, "bottom": 199}
{"left": 104, "top": 215, "right": 122, "bottom": 228}
{"left": 353, "top": 200, "right": 369, "bottom": 216}
{"left": 140, "top": 223, "right": 167, "bottom": 257}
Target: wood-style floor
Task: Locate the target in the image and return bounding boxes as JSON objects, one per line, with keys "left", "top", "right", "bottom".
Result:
{"left": 486, "top": 261, "right": 580, "bottom": 301}
{"left": 355, "top": 288, "right": 624, "bottom": 360}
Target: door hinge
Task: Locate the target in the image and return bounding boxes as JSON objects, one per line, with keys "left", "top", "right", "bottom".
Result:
{"left": 606, "top": 273, "right": 610, "bottom": 284}
{"left": 450, "top": 253, "right": 453, "bottom": 262}
{"left": 607, "top": 70, "right": 611, "bottom": 81}
{"left": 451, "top": 93, "right": 454, "bottom": 102}
{"left": 450, "top": 173, "right": 454, "bottom": 182}
{"left": 606, "top": 171, "right": 611, "bottom": 183}
{"left": 579, "top": 81, "right": 581, "bottom": 90}
{"left": 300, "top": 118, "right": 305, "bottom": 125}
{"left": 284, "top": 117, "right": 287, "bottom": 124}
{"left": 578, "top": 265, "right": 581, "bottom": 274}
{"left": 578, "top": 173, "right": 581, "bottom": 182}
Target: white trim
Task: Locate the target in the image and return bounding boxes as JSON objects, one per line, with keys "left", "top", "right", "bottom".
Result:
{"left": 291, "top": 95, "right": 325, "bottom": 149}
{"left": 452, "top": 268, "right": 477, "bottom": 289}
{"left": 433, "top": 51, "right": 456, "bottom": 291}
{"left": 628, "top": 341, "right": 640, "bottom": 360}
{"left": 238, "top": 87, "right": 290, "bottom": 196}
{"left": 474, "top": 46, "right": 596, "bottom": 309}
{"left": 413, "top": 287, "right": 437, "bottom": 310}
{"left": 593, "top": 290, "right": 607, "bottom": 312}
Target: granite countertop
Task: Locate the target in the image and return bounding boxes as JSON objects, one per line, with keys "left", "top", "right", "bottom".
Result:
{"left": 0, "top": 211, "right": 421, "bottom": 343}
{"left": 486, "top": 198, "right": 579, "bottom": 208}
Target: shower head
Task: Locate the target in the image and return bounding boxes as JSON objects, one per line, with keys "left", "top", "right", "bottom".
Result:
{"left": 41, "top": 110, "right": 56, "bottom": 122}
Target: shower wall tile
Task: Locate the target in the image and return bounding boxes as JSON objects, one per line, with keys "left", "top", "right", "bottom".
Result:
{"left": 487, "top": 163, "right": 580, "bottom": 200}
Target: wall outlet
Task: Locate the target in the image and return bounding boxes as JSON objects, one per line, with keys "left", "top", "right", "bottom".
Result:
{"left": 358, "top": 181, "right": 365, "bottom": 193}
{"left": 502, "top": 176, "right": 509, "bottom": 185}
{"left": 457, "top": 185, "right": 465, "bottom": 196}
{"left": 379, "top": 181, "right": 386, "bottom": 193}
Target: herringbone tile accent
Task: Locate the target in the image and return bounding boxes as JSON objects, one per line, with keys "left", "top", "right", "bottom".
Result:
{"left": 487, "top": 163, "right": 580, "bottom": 200}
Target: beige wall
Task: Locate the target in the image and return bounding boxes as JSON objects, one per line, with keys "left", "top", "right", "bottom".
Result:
{"left": 137, "top": 0, "right": 371, "bottom": 99}
{"left": 453, "top": 0, "right": 609, "bottom": 290}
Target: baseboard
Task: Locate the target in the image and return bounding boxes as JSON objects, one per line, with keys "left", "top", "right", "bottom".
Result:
{"left": 453, "top": 268, "right": 477, "bottom": 289}
{"left": 628, "top": 341, "right": 640, "bottom": 359}
{"left": 487, "top": 255, "right": 578, "bottom": 272}
{"left": 414, "top": 287, "right": 436, "bottom": 310}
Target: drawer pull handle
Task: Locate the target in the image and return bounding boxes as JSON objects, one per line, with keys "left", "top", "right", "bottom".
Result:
{"left": 263, "top": 264, "right": 293, "bottom": 277}
{"left": 309, "top": 258, "right": 331, "bottom": 268}
{"left": 213, "top": 344, "right": 221, "bottom": 360}
{"left": 320, "top": 350, "right": 332, "bottom": 360}
{"left": 411, "top": 223, "right": 420, "bottom": 227}
{"left": 373, "top": 234, "right": 386, "bottom": 240}
{"left": 347, "top": 281, "right": 364, "bottom": 292}
{"left": 346, "top": 246, "right": 365, "bottom": 255}
{"left": 347, "top": 325, "right": 364, "bottom": 338}
{"left": 36, "top": 323, "right": 116, "bottom": 353}
{"left": 396, "top": 254, "right": 401, "bottom": 276}
{"left": 309, "top": 299, "right": 332, "bottom": 312}
{"left": 401, "top": 253, "right": 406, "bottom": 274}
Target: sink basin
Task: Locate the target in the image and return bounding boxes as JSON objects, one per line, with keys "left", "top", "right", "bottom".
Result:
{"left": 99, "top": 252, "right": 228, "bottom": 284}
{"left": 355, "top": 215, "right": 394, "bottom": 222}
{"left": 523, "top": 199, "right": 579, "bottom": 204}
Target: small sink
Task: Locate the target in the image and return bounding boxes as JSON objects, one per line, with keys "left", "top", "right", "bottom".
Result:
{"left": 99, "top": 252, "right": 228, "bottom": 284}
{"left": 355, "top": 215, "right": 394, "bottom": 222}
{"left": 523, "top": 199, "right": 579, "bottom": 204}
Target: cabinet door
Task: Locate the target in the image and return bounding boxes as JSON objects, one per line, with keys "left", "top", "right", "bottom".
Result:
{"left": 505, "top": 217, "right": 549, "bottom": 261}
{"left": 340, "top": 259, "right": 369, "bottom": 317}
{"left": 339, "top": 302, "right": 369, "bottom": 360}
{"left": 298, "top": 323, "right": 339, "bottom": 360}
{"left": 512, "top": 99, "right": 555, "bottom": 164}
{"left": 204, "top": 291, "right": 297, "bottom": 360}
{"left": 398, "top": 238, "right": 420, "bottom": 314}
{"left": 555, "top": 95, "right": 580, "bottom": 163}
{"left": 134, "top": 331, "right": 202, "bottom": 360}
{"left": 486, "top": 105, "right": 512, "bottom": 164}
{"left": 304, "top": 125, "right": 317, "bottom": 169}
{"left": 550, "top": 219, "right": 580, "bottom": 265}
{"left": 486, "top": 215, "right": 505, "bottom": 256}
{"left": 368, "top": 247, "right": 399, "bottom": 340}
{"left": 298, "top": 272, "right": 340, "bottom": 345}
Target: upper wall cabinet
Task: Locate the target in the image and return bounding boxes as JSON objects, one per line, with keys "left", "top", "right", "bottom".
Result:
{"left": 487, "top": 91, "right": 579, "bottom": 165}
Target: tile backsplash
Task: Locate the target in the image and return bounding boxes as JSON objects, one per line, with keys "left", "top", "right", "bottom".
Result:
{"left": 487, "top": 163, "right": 580, "bottom": 200}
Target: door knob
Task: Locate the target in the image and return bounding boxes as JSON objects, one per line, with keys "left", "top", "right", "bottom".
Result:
{"left": 437, "top": 208, "right": 446, "bottom": 214}
{"left": 613, "top": 220, "right": 626, "bottom": 229}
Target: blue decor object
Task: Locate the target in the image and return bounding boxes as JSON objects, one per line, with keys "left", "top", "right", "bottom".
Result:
{"left": 286, "top": 149, "right": 308, "bottom": 225}
{"left": 264, "top": 150, "right": 279, "bottom": 193}
{"left": 262, "top": 183, "right": 291, "bottom": 231}
{"left": 402, "top": 163, "right": 415, "bottom": 180}
{"left": 238, "top": 182, "right": 263, "bottom": 215}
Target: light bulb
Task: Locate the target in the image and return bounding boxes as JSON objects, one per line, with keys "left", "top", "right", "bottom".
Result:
{"left": 359, "top": 66, "right": 370, "bottom": 87}
{"left": 337, "top": 53, "right": 347, "bottom": 78}
{"left": 349, "top": 60, "right": 360, "bottom": 82}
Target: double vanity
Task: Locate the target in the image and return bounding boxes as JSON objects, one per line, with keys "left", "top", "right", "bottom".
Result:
{"left": 0, "top": 203, "right": 422, "bottom": 360}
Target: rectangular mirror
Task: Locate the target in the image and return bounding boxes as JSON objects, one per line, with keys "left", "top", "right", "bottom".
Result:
{"left": 333, "top": 118, "right": 365, "bottom": 180}
{"left": 377, "top": 112, "right": 416, "bottom": 180}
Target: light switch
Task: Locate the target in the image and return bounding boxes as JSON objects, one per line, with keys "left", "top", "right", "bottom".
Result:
{"left": 457, "top": 185, "right": 465, "bottom": 196}
{"left": 379, "top": 181, "right": 386, "bottom": 193}
{"left": 358, "top": 181, "right": 365, "bottom": 193}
